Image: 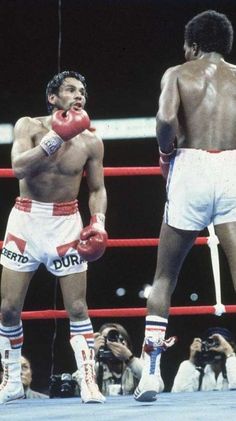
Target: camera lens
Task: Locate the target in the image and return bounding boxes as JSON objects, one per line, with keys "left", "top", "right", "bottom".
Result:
{"left": 61, "top": 382, "right": 72, "bottom": 395}
{"left": 107, "top": 329, "right": 121, "bottom": 342}
{"left": 206, "top": 338, "right": 219, "bottom": 348}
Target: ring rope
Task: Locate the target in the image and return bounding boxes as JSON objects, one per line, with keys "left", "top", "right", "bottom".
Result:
{"left": 0, "top": 237, "right": 208, "bottom": 251}
{"left": 0, "top": 167, "right": 162, "bottom": 178}
{"left": 106, "top": 238, "right": 208, "bottom": 246}
{"left": 7, "top": 305, "right": 236, "bottom": 320}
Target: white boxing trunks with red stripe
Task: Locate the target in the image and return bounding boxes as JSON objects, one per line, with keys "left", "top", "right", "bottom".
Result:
{"left": 164, "top": 148, "right": 236, "bottom": 231}
{"left": 0, "top": 197, "right": 88, "bottom": 275}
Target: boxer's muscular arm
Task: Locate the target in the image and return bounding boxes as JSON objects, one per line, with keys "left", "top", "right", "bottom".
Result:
{"left": 85, "top": 135, "right": 107, "bottom": 216}
{"left": 156, "top": 66, "right": 181, "bottom": 153}
{"left": 77, "top": 134, "right": 107, "bottom": 262}
{"left": 11, "top": 117, "right": 47, "bottom": 179}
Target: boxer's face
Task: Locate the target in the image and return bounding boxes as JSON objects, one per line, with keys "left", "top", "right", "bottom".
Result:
{"left": 21, "top": 356, "right": 32, "bottom": 387}
{"left": 48, "top": 77, "right": 86, "bottom": 112}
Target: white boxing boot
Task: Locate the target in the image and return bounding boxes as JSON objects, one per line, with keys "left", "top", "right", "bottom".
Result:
{"left": 134, "top": 336, "right": 177, "bottom": 402}
{"left": 0, "top": 336, "right": 24, "bottom": 404}
{"left": 70, "top": 335, "right": 105, "bottom": 403}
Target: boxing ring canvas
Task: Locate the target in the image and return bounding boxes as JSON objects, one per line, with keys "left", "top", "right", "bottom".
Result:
{"left": 1, "top": 391, "right": 236, "bottom": 421}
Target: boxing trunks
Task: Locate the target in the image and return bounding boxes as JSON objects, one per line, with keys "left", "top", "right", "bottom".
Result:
{"left": 164, "top": 148, "right": 236, "bottom": 230}
{"left": 0, "top": 197, "right": 88, "bottom": 275}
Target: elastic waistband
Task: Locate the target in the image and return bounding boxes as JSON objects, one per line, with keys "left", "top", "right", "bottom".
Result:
{"left": 15, "top": 197, "right": 78, "bottom": 215}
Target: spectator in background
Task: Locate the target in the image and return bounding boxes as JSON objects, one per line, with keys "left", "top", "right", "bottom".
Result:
{"left": 0, "top": 355, "right": 48, "bottom": 399}
{"left": 172, "top": 327, "right": 236, "bottom": 392}
{"left": 73, "top": 323, "right": 144, "bottom": 396}
{"left": 21, "top": 356, "right": 48, "bottom": 399}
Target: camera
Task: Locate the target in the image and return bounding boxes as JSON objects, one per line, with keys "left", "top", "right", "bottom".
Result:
{"left": 97, "top": 329, "right": 124, "bottom": 362}
{"left": 195, "top": 337, "right": 223, "bottom": 366}
{"left": 49, "top": 373, "right": 77, "bottom": 398}
{"left": 201, "top": 338, "right": 219, "bottom": 353}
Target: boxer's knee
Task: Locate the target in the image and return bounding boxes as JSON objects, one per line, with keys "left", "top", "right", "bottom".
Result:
{"left": 1, "top": 300, "right": 21, "bottom": 325}
{"left": 147, "top": 276, "right": 175, "bottom": 317}
{"left": 67, "top": 298, "right": 88, "bottom": 320}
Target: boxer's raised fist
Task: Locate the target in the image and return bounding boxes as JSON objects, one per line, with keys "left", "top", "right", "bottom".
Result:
{"left": 52, "top": 108, "right": 90, "bottom": 141}
{"left": 40, "top": 108, "right": 90, "bottom": 156}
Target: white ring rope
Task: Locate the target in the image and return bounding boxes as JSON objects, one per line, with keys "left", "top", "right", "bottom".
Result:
{"left": 207, "top": 223, "right": 226, "bottom": 316}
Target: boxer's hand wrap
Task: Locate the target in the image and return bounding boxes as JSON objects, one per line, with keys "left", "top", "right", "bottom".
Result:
{"left": 159, "top": 145, "right": 175, "bottom": 180}
{"left": 77, "top": 214, "right": 108, "bottom": 262}
{"left": 90, "top": 213, "right": 105, "bottom": 230}
{"left": 40, "top": 130, "right": 64, "bottom": 156}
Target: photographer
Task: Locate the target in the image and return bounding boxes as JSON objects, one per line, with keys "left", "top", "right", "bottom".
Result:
{"left": 74, "top": 323, "right": 143, "bottom": 396}
{"left": 172, "top": 327, "right": 236, "bottom": 392}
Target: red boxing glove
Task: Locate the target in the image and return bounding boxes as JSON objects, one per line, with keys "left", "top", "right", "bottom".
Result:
{"left": 159, "top": 146, "right": 176, "bottom": 180}
{"left": 40, "top": 108, "right": 90, "bottom": 156}
{"left": 52, "top": 108, "right": 90, "bottom": 141}
{"left": 77, "top": 214, "right": 108, "bottom": 262}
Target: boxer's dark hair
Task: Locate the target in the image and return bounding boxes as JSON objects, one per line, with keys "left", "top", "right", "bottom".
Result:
{"left": 185, "top": 10, "right": 233, "bottom": 56}
{"left": 46, "top": 70, "right": 88, "bottom": 113}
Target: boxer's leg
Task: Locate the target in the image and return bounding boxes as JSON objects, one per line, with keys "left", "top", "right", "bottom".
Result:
{"left": 0, "top": 268, "right": 34, "bottom": 404}
{"left": 60, "top": 272, "right": 105, "bottom": 403}
{"left": 148, "top": 223, "right": 199, "bottom": 317}
{"left": 134, "top": 222, "right": 199, "bottom": 402}
{"left": 214, "top": 221, "right": 236, "bottom": 291}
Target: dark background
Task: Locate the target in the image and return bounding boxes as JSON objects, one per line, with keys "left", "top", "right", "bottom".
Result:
{"left": 1, "top": 0, "right": 236, "bottom": 393}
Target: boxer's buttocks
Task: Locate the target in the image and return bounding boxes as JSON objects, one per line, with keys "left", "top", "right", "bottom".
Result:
{"left": 164, "top": 148, "right": 236, "bottom": 230}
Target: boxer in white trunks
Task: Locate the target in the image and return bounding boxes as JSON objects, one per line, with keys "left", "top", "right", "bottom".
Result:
{"left": 165, "top": 149, "right": 236, "bottom": 230}
{"left": 134, "top": 10, "right": 236, "bottom": 402}
{"left": 0, "top": 71, "right": 107, "bottom": 404}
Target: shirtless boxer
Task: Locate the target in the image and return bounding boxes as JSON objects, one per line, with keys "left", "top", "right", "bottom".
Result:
{"left": 134, "top": 10, "right": 236, "bottom": 401}
{"left": 0, "top": 70, "right": 107, "bottom": 404}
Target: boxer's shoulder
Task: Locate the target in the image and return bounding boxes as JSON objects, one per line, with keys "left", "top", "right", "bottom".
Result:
{"left": 16, "top": 115, "right": 47, "bottom": 125}
{"left": 15, "top": 115, "right": 47, "bottom": 135}
{"left": 79, "top": 128, "right": 103, "bottom": 149}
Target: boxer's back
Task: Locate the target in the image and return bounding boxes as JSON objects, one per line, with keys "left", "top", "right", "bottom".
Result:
{"left": 177, "top": 58, "right": 236, "bottom": 150}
